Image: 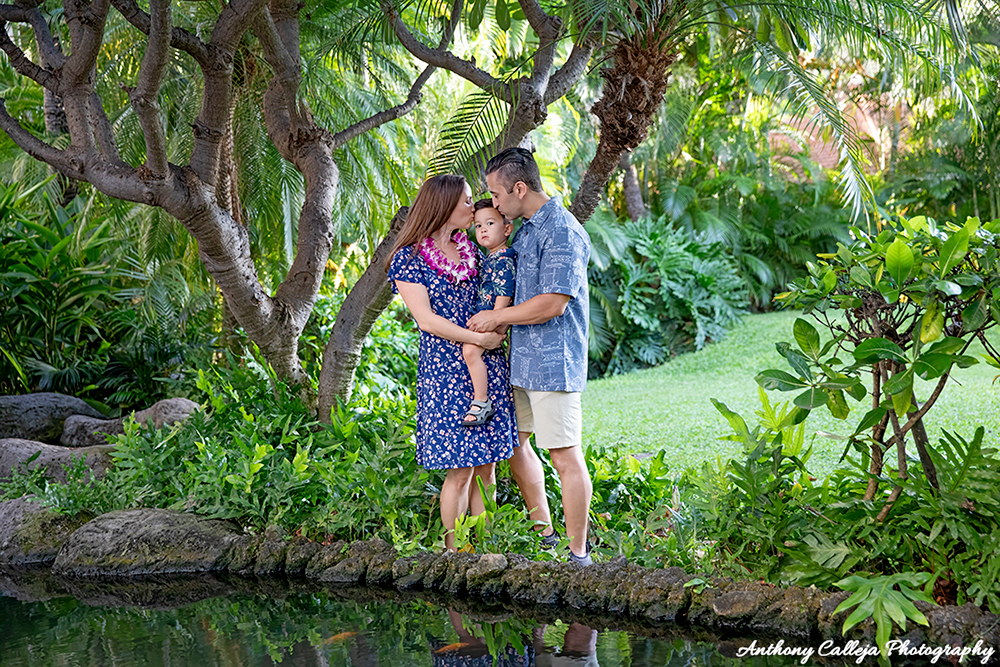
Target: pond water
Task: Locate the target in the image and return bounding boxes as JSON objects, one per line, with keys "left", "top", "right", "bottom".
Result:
{"left": 0, "top": 573, "right": 857, "bottom": 667}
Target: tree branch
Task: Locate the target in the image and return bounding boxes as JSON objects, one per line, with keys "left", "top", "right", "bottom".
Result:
{"left": 545, "top": 36, "right": 597, "bottom": 105}
{"left": 0, "top": 98, "right": 71, "bottom": 171}
{"left": 386, "top": 2, "right": 508, "bottom": 101}
{"left": 89, "top": 92, "right": 122, "bottom": 163}
{"left": 329, "top": 0, "right": 464, "bottom": 150}
{"left": 331, "top": 65, "right": 436, "bottom": 150}
{"left": 0, "top": 26, "right": 59, "bottom": 91}
{"left": 518, "top": 0, "right": 561, "bottom": 89}
{"left": 63, "top": 0, "right": 111, "bottom": 86}
{"left": 190, "top": 0, "right": 268, "bottom": 185}
{"left": 880, "top": 372, "right": 951, "bottom": 451}
{"left": 268, "top": 0, "right": 301, "bottom": 70}
{"left": 252, "top": 9, "right": 304, "bottom": 134}
{"left": 210, "top": 0, "right": 268, "bottom": 52}
{"left": 130, "top": 0, "right": 170, "bottom": 177}
{"left": 110, "top": 0, "right": 209, "bottom": 66}
{"left": 27, "top": 7, "right": 66, "bottom": 69}
{"left": 0, "top": 4, "right": 31, "bottom": 22}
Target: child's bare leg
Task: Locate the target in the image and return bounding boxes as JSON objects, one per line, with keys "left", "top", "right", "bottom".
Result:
{"left": 461, "top": 343, "right": 489, "bottom": 422}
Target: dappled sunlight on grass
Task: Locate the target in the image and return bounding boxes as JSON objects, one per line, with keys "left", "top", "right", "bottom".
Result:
{"left": 583, "top": 310, "right": 1000, "bottom": 478}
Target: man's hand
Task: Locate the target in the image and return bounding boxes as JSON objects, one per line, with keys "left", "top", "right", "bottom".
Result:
{"left": 468, "top": 309, "right": 502, "bottom": 333}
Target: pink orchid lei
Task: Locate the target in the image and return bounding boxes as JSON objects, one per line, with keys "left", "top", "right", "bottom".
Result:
{"left": 418, "top": 231, "right": 478, "bottom": 283}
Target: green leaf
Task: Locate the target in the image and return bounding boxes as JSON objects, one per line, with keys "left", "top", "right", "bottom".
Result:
{"left": 849, "top": 265, "right": 873, "bottom": 288}
{"left": 854, "top": 407, "right": 887, "bottom": 435}
{"left": 883, "top": 368, "right": 913, "bottom": 396}
{"left": 783, "top": 349, "right": 813, "bottom": 380}
{"left": 853, "top": 338, "right": 906, "bottom": 364}
{"left": 921, "top": 303, "right": 944, "bottom": 343}
{"left": 892, "top": 382, "right": 913, "bottom": 417}
{"left": 885, "top": 237, "right": 913, "bottom": 286}
{"left": 938, "top": 228, "right": 970, "bottom": 277}
{"left": 711, "top": 399, "right": 755, "bottom": 449}
{"left": 756, "top": 369, "right": 809, "bottom": 392}
{"left": 756, "top": 11, "right": 771, "bottom": 42}
{"left": 935, "top": 280, "right": 962, "bottom": 296}
{"left": 927, "top": 336, "right": 964, "bottom": 355}
{"left": 846, "top": 380, "right": 867, "bottom": 401}
{"left": 962, "top": 294, "right": 989, "bottom": 331}
{"left": 794, "top": 387, "right": 828, "bottom": 410}
{"left": 793, "top": 318, "right": 821, "bottom": 359}
{"left": 468, "top": 0, "right": 487, "bottom": 29}
{"left": 913, "top": 353, "right": 953, "bottom": 380}
{"left": 822, "top": 269, "right": 837, "bottom": 293}
{"left": 827, "top": 389, "right": 849, "bottom": 419}
{"left": 495, "top": 0, "right": 511, "bottom": 31}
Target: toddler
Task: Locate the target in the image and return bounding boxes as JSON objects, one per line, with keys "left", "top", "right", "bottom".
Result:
{"left": 462, "top": 200, "right": 516, "bottom": 426}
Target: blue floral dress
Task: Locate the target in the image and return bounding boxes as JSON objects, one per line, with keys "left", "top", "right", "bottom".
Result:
{"left": 388, "top": 243, "right": 516, "bottom": 470}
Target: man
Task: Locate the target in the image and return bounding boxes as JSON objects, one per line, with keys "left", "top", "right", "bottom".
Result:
{"left": 467, "top": 147, "right": 594, "bottom": 565}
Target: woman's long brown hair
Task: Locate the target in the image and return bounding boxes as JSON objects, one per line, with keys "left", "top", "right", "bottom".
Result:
{"left": 386, "top": 174, "right": 467, "bottom": 271}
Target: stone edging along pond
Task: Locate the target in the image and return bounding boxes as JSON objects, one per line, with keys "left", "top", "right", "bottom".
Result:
{"left": 1, "top": 500, "right": 999, "bottom": 657}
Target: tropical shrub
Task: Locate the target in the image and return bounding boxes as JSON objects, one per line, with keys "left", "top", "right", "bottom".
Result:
{"left": 763, "top": 215, "right": 1000, "bottom": 504}
{"left": 586, "top": 213, "right": 748, "bottom": 378}
{"left": 0, "top": 182, "right": 215, "bottom": 408}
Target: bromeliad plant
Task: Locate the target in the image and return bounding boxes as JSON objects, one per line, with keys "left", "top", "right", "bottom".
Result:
{"left": 760, "top": 215, "right": 1000, "bottom": 517}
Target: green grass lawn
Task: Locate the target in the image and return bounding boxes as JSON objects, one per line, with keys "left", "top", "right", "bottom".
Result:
{"left": 582, "top": 310, "right": 1000, "bottom": 479}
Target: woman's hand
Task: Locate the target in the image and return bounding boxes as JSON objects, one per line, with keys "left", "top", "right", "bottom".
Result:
{"left": 479, "top": 331, "right": 505, "bottom": 349}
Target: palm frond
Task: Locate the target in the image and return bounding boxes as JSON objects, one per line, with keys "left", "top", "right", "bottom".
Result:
{"left": 426, "top": 89, "right": 511, "bottom": 186}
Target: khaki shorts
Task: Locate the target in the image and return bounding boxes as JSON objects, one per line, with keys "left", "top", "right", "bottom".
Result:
{"left": 512, "top": 387, "right": 582, "bottom": 450}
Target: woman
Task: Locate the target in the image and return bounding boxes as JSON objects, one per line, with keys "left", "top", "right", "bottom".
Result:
{"left": 386, "top": 174, "right": 517, "bottom": 551}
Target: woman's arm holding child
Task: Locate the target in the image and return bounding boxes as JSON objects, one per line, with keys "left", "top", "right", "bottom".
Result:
{"left": 397, "top": 281, "right": 505, "bottom": 349}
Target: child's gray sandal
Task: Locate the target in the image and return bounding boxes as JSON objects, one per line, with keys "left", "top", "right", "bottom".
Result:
{"left": 461, "top": 398, "right": 494, "bottom": 427}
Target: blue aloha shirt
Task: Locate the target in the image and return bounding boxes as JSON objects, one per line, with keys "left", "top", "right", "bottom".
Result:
{"left": 509, "top": 198, "right": 591, "bottom": 392}
{"left": 388, "top": 240, "right": 516, "bottom": 470}
{"left": 474, "top": 247, "right": 516, "bottom": 314}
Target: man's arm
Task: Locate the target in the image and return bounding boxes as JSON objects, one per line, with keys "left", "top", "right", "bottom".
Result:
{"left": 467, "top": 293, "right": 570, "bottom": 332}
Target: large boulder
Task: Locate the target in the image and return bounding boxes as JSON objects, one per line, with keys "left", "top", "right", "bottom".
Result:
{"left": 0, "top": 393, "right": 104, "bottom": 443}
{"left": 60, "top": 397, "right": 201, "bottom": 447}
{"left": 52, "top": 508, "right": 242, "bottom": 576}
{"left": 0, "top": 438, "right": 114, "bottom": 483}
{"left": 0, "top": 497, "right": 94, "bottom": 566}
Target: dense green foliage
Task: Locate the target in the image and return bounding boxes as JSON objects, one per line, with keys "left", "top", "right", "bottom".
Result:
{"left": 0, "top": 184, "right": 212, "bottom": 409}
{"left": 586, "top": 214, "right": 747, "bottom": 377}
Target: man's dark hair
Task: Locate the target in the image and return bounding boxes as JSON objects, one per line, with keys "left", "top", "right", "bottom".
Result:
{"left": 485, "top": 147, "right": 543, "bottom": 193}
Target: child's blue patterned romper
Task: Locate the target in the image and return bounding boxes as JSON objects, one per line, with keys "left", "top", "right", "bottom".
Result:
{"left": 474, "top": 247, "right": 516, "bottom": 314}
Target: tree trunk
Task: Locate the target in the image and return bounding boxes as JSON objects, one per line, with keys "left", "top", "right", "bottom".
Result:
{"left": 317, "top": 207, "right": 407, "bottom": 419}
{"left": 620, "top": 150, "right": 646, "bottom": 221}
{"left": 568, "top": 33, "right": 677, "bottom": 223}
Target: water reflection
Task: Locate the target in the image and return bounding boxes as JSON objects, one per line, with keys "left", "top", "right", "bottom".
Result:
{"left": 0, "top": 571, "right": 833, "bottom": 667}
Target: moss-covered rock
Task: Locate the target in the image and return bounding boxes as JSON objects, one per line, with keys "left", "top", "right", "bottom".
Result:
{"left": 254, "top": 525, "right": 288, "bottom": 576}
{"left": 564, "top": 555, "right": 634, "bottom": 612}
{"left": 394, "top": 552, "right": 437, "bottom": 590}
{"left": 628, "top": 567, "right": 692, "bottom": 623}
{"left": 217, "top": 535, "right": 263, "bottom": 574}
{"left": 284, "top": 537, "right": 321, "bottom": 577}
{"left": 437, "top": 551, "right": 477, "bottom": 595}
{"left": 0, "top": 393, "right": 103, "bottom": 443}
{"left": 51, "top": 508, "right": 241, "bottom": 576}
{"left": 0, "top": 497, "right": 94, "bottom": 566}
{"left": 0, "top": 439, "right": 114, "bottom": 483}
{"left": 465, "top": 553, "right": 508, "bottom": 598}
{"left": 501, "top": 558, "right": 577, "bottom": 606}
{"left": 315, "top": 539, "right": 394, "bottom": 585}
{"left": 303, "top": 541, "right": 348, "bottom": 579}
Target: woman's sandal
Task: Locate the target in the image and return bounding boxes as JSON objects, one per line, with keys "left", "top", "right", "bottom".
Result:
{"left": 461, "top": 398, "right": 494, "bottom": 427}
